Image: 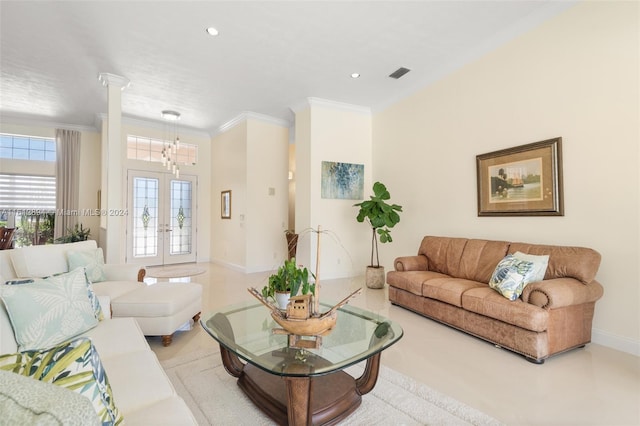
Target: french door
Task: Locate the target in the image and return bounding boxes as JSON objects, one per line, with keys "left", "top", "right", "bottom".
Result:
{"left": 127, "top": 170, "right": 197, "bottom": 266}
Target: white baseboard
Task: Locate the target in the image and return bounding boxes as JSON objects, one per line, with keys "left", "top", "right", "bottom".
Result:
{"left": 592, "top": 328, "right": 640, "bottom": 357}
{"left": 210, "top": 259, "right": 246, "bottom": 273}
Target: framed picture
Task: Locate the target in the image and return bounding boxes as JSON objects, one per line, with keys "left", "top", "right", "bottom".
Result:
{"left": 321, "top": 161, "right": 364, "bottom": 200}
{"left": 221, "top": 190, "right": 231, "bottom": 219}
{"left": 476, "top": 137, "right": 563, "bottom": 216}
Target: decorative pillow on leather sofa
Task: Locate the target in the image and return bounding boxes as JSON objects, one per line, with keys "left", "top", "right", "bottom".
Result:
{"left": 0, "top": 337, "right": 123, "bottom": 425}
{"left": 512, "top": 251, "right": 549, "bottom": 283}
{"left": 67, "top": 248, "right": 107, "bottom": 283}
{"left": 0, "top": 268, "right": 98, "bottom": 351}
{"left": 489, "top": 255, "right": 536, "bottom": 301}
{"left": 0, "top": 369, "right": 100, "bottom": 426}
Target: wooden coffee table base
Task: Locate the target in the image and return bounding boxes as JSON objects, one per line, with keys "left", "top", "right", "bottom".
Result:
{"left": 219, "top": 345, "right": 381, "bottom": 426}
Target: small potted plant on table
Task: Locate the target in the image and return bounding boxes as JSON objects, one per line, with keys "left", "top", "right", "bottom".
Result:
{"left": 262, "top": 257, "right": 315, "bottom": 309}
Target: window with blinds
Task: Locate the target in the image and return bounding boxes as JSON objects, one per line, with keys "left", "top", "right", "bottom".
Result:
{"left": 0, "top": 174, "right": 56, "bottom": 212}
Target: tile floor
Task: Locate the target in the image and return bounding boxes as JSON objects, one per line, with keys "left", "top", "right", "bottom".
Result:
{"left": 147, "top": 263, "right": 640, "bottom": 425}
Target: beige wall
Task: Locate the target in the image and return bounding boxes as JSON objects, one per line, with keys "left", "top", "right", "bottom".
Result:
{"left": 372, "top": 1, "right": 639, "bottom": 354}
{"left": 294, "top": 100, "right": 373, "bottom": 279}
{"left": 211, "top": 121, "right": 248, "bottom": 270}
{"left": 210, "top": 116, "right": 289, "bottom": 272}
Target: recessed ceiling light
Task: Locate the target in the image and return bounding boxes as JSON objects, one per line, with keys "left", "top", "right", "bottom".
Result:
{"left": 351, "top": 73, "right": 360, "bottom": 79}
{"left": 206, "top": 27, "right": 219, "bottom": 36}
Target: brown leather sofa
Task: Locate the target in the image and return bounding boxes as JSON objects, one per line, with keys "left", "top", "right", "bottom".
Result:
{"left": 387, "top": 236, "right": 603, "bottom": 363}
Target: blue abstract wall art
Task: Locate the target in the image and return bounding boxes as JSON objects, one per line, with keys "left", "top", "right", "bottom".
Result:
{"left": 321, "top": 161, "right": 364, "bottom": 200}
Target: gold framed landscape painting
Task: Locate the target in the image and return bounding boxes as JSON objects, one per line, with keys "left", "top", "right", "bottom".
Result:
{"left": 476, "top": 137, "right": 564, "bottom": 216}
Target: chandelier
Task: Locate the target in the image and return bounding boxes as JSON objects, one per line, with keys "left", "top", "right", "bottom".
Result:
{"left": 161, "top": 110, "right": 181, "bottom": 178}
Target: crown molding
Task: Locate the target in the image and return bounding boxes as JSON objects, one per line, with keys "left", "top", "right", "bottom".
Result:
{"left": 290, "top": 97, "right": 371, "bottom": 115}
{"left": 212, "top": 111, "right": 291, "bottom": 137}
{"left": 95, "top": 113, "right": 211, "bottom": 139}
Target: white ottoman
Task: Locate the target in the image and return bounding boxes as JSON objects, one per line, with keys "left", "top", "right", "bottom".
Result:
{"left": 111, "top": 282, "right": 202, "bottom": 346}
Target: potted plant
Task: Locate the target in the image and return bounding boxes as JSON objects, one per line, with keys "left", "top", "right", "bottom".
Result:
{"left": 54, "top": 223, "right": 91, "bottom": 244}
{"left": 262, "top": 257, "right": 315, "bottom": 309}
{"left": 354, "top": 181, "right": 403, "bottom": 289}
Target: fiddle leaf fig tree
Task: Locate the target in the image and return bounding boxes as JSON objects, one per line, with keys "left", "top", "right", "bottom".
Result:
{"left": 354, "top": 181, "right": 403, "bottom": 268}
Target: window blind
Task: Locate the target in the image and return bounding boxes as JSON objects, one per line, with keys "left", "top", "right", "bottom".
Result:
{"left": 0, "top": 174, "right": 56, "bottom": 211}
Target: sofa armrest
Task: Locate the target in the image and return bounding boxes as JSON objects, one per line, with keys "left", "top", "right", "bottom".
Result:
{"left": 522, "top": 278, "right": 604, "bottom": 309}
{"left": 102, "top": 264, "right": 145, "bottom": 282}
{"left": 394, "top": 255, "right": 428, "bottom": 272}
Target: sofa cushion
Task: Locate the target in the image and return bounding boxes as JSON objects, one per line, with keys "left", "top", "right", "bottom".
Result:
{"left": 418, "top": 236, "right": 468, "bottom": 277}
{"left": 0, "top": 337, "right": 123, "bottom": 425}
{"left": 422, "top": 277, "right": 486, "bottom": 307}
{"left": 82, "top": 318, "right": 150, "bottom": 360}
{"left": 0, "top": 369, "right": 100, "bottom": 426}
{"left": 68, "top": 248, "right": 107, "bottom": 283}
{"left": 0, "top": 268, "right": 98, "bottom": 351}
{"left": 458, "top": 239, "right": 510, "bottom": 283}
{"left": 386, "top": 270, "right": 449, "bottom": 296}
{"left": 92, "top": 280, "right": 145, "bottom": 300}
{"left": 508, "top": 243, "right": 601, "bottom": 284}
{"left": 9, "top": 240, "right": 97, "bottom": 278}
{"left": 462, "top": 287, "right": 549, "bottom": 332}
{"left": 101, "top": 350, "right": 177, "bottom": 414}
{"left": 111, "top": 282, "right": 202, "bottom": 317}
{"left": 489, "top": 255, "right": 537, "bottom": 301}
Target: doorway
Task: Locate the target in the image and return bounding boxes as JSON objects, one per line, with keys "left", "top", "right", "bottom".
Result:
{"left": 126, "top": 170, "right": 197, "bottom": 266}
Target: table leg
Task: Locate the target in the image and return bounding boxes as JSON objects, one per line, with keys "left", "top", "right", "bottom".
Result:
{"left": 354, "top": 352, "right": 381, "bottom": 395}
{"left": 219, "top": 344, "right": 244, "bottom": 378}
{"left": 284, "top": 376, "right": 312, "bottom": 426}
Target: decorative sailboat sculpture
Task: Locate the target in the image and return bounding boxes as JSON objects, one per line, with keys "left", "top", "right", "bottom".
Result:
{"left": 248, "top": 226, "right": 362, "bottom": 342}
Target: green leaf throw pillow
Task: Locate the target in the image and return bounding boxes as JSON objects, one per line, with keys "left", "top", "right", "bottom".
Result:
{"left": 0, "top": 268, "right": 98, "bottom": 352}
{"left": 68, "top": 248, "right": 107, "bottom": 283}
{"left": 489, "top": 255, "right": 536, "bottom": 301}
{"left": 0, "top": 337, "right": 123, "bottom": 425}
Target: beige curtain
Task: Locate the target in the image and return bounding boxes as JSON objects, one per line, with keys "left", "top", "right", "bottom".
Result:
{"left": 54, "top": 129, "right": 81, "bottom": 239}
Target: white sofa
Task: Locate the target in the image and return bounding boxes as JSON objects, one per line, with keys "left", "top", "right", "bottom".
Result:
{"left": 1, "top": 240, "right": 203, "bottom": 346}
{"left": 0, "top": 241, "right": 198, "bottom": 424}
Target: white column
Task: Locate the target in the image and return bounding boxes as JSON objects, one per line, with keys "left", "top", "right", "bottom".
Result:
{"left": 98, "top": 73, "right": 129, "bottom": 264}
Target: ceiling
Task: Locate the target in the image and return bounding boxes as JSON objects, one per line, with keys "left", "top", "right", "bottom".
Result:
{"left": 0, "top": 1, "right": 574, "bottom": 135}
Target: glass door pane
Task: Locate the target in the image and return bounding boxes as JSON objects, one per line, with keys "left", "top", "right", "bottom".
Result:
{"left": 169, "top": 179, "right": 192, "bottom": 255}
{"left": 131, "top": 175, "right": 160, "bottom": 260}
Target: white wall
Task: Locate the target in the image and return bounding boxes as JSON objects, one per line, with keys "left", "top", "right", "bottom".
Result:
{"left": 294, "top": 99, "right": 373, "bottom": 280}
{"left": 372, "top": 1, "right": 639, "bottom": 354}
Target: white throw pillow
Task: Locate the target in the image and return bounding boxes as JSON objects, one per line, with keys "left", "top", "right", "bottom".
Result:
{"left": 512, "top": 251, "right": 549, "bottom": 283}
{"left": 0, "top": 268, "right": 98, "bottom": 352}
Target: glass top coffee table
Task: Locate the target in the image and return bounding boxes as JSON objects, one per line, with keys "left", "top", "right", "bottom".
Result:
{"left": 201, "top": 300, "right": 403, "bottom": 425}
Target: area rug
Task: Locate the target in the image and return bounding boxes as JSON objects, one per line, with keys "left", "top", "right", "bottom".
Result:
{"left": 146, "top": 265, "right": 206, "bottom": 279}
{"left": 161, "top": 348, "right": 502, "bottom": 426}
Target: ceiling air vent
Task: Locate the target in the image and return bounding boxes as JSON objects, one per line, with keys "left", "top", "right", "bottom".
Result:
{"left": 389, "top": 67, "right": 411, "bottom": 79}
